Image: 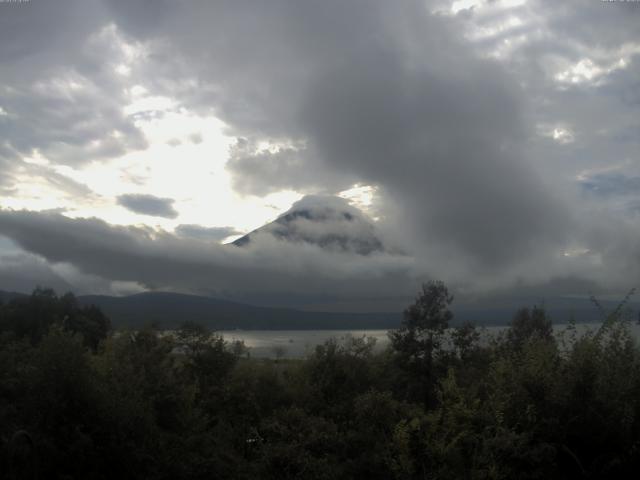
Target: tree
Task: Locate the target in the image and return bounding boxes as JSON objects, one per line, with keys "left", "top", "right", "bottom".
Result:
{"left": 61, "top": 296, "right": 111, "bottom": 351}
{"left": 507, "top": 306, "right": 553, "bottom": 350}
{"left": 389, "top": 281, "right": 453, "bottom": 406}
{"left": 0, "top": 287, "right": 60, "bottom": 344}
{"left": 175, "top": 321, "right": 239, "bottom": 415}
{"left": 451, "top": 321, "right": 480, "bottom": 362}
{"left": 0, "top": 289, "right": 110, "bottom": 351}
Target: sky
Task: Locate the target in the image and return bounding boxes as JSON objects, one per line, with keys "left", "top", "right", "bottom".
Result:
{"left": 0, "top": 0, "right": 639, "bottom": 311}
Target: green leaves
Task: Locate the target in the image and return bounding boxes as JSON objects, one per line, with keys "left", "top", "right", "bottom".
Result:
{"left": 0, "top": 288, "right": 111, "bottom": 350}
{"left": 389, "top": 281, "right": 455, "bottom": 406}
{"left": 2, "top": 283, "right": 640, "bottom": 479}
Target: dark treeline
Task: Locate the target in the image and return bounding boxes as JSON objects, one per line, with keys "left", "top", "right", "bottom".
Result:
{"left": 1, "top": 283, "right": 640, "bottom": 479}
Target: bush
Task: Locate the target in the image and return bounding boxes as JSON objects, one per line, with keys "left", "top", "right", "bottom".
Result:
{"left": 2, "top": 283, "right": 640, "bottom": 478}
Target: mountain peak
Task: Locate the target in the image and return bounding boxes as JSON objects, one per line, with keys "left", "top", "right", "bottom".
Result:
{"left": 232, "top": 195, "right": 384, "bottom": 255}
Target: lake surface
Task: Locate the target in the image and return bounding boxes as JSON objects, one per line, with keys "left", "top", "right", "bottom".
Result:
{"left": 220, "top": 322, "right": 640, "bottom": 358}
{"left": 220, "top": 329, "right": 391, "bottom": 358}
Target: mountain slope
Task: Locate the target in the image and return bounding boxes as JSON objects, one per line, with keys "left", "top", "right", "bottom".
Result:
{"left": 67, "top": 292, "right": 640, "bottom": 328}
{"left": 231, "top": 195, "right": 384, "bottom": 255}
{"left": 77, "top": 291, "right": 401, "bottom": 330}
{"left": 3, "top": 289, "right": 635, "bottom": 330}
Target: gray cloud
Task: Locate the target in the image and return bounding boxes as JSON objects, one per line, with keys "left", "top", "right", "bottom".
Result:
{"left": 28, "top": 164, "right": 97, "bottom": 199}
{"left": 117, "top": 194, "right": 178, "bottom": 218}
{"left": 0, "top": 208, "right": 423, "bottom": 309}
{"left": 581, "top": 174, "right": 640, "bottom": 198}
{"left": 189, "top": 133, "right": 203, "bottom": 144}
{"left": 302, "top": 44, "right": 570, "bottom": 266}
{"left": 0, "top": 252, "right": 73, "bottom": 294}
{"left": 0, "top": 207, "right": 637, "bottom": 312}
{"left": 0, "top": 235, "right": 145, "bottom": 297}
{"left": 101, "top": 0, "right": 573, "bottom": 271}
{"left": 234, "top": 195, "right": 386, "bottom": 255}
{"left": 453, "top": 0, "right": 640, "bottom": 182}
{"left": 1, "top": 1, "right": 639, "bottom": 302}
{"left": 227, "top": 138, "right": 354, "bottom": 196}
{"left": 0, "top": 0, "right": 147, "bottom": 192}
{"left": 175, "top": 224, "right": 241, "bottom": 242}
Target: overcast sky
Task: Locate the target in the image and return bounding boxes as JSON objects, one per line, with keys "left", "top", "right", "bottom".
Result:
{"left": 0, "top": 0, "right": 639, "bottom": 310}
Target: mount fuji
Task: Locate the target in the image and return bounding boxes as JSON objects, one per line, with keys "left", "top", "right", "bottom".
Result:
{"left": 231, "top": 195, "right": 385, "bottom": 255}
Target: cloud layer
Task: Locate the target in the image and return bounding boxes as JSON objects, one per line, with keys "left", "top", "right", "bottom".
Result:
{"left": 117, "top": 193, "right": 178, "bottom": 218}
{"left": 0, "top": 0, "right": 639, "bottom": 307}
{"left": 104, "top": 0, "right": 573, "bottom": 266}
{"left": 0, "top": 208, "right": 421, "bottom": 310}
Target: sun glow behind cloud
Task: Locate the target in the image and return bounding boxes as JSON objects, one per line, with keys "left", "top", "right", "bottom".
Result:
{"left": 62, "top": 97, "right": 306, "bottom": 233}
{"left": 1, "top": 0, "right": 639, "bottom": 301}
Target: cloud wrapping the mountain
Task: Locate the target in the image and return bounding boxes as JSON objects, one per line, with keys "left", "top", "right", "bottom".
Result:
{"left": 1, "top": 205, "right": 637, "bottom": 308}
{"left": 175, "top": 224, "right": 241, "bottom": 242}
{"left": 0, "top": 209, "right": 422, "bottom": 303}
{"left": 0, "top": 0, "right": 639, "bottom": 303}
{"left": 102, "top": 0, "right": 572, "bottom": 270}
{"left": 235, "top": 195, "right": 385, "bottom": 255}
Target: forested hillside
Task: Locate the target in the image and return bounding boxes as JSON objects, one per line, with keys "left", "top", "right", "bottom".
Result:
{"left": 1, "top": 284, "right": 640, "bottom": 479}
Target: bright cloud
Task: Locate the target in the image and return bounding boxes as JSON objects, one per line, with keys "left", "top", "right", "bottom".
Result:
{"left": 0, "top": 0, "right": 639, "bottom": 306}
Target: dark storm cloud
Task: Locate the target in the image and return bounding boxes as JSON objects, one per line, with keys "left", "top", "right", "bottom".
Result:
{"left": 300, "top": 43, "right": 571, "bottom": 265}
{"left": 2, "top": 0, "right": 639, "bottom": 300}
{"left": 102, "top": 0, "right": 570, "bottom": 268}
{"left": 455, "top": 0, "right": 640, "bottom": 186}
{"left": 117, "top": 194, "right": 179, "bottom": 219}
{"left": 428, "top": 1, "right": 640, "bottom": 286}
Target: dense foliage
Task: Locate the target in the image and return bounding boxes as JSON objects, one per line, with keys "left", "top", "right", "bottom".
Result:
{"left": 1, "top": 284, "right": 640, "bottom": 479}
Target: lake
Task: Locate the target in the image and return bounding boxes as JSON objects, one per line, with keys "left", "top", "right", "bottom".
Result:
{"left": 219, "top": 322, "right": 640, "bottom": 358}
